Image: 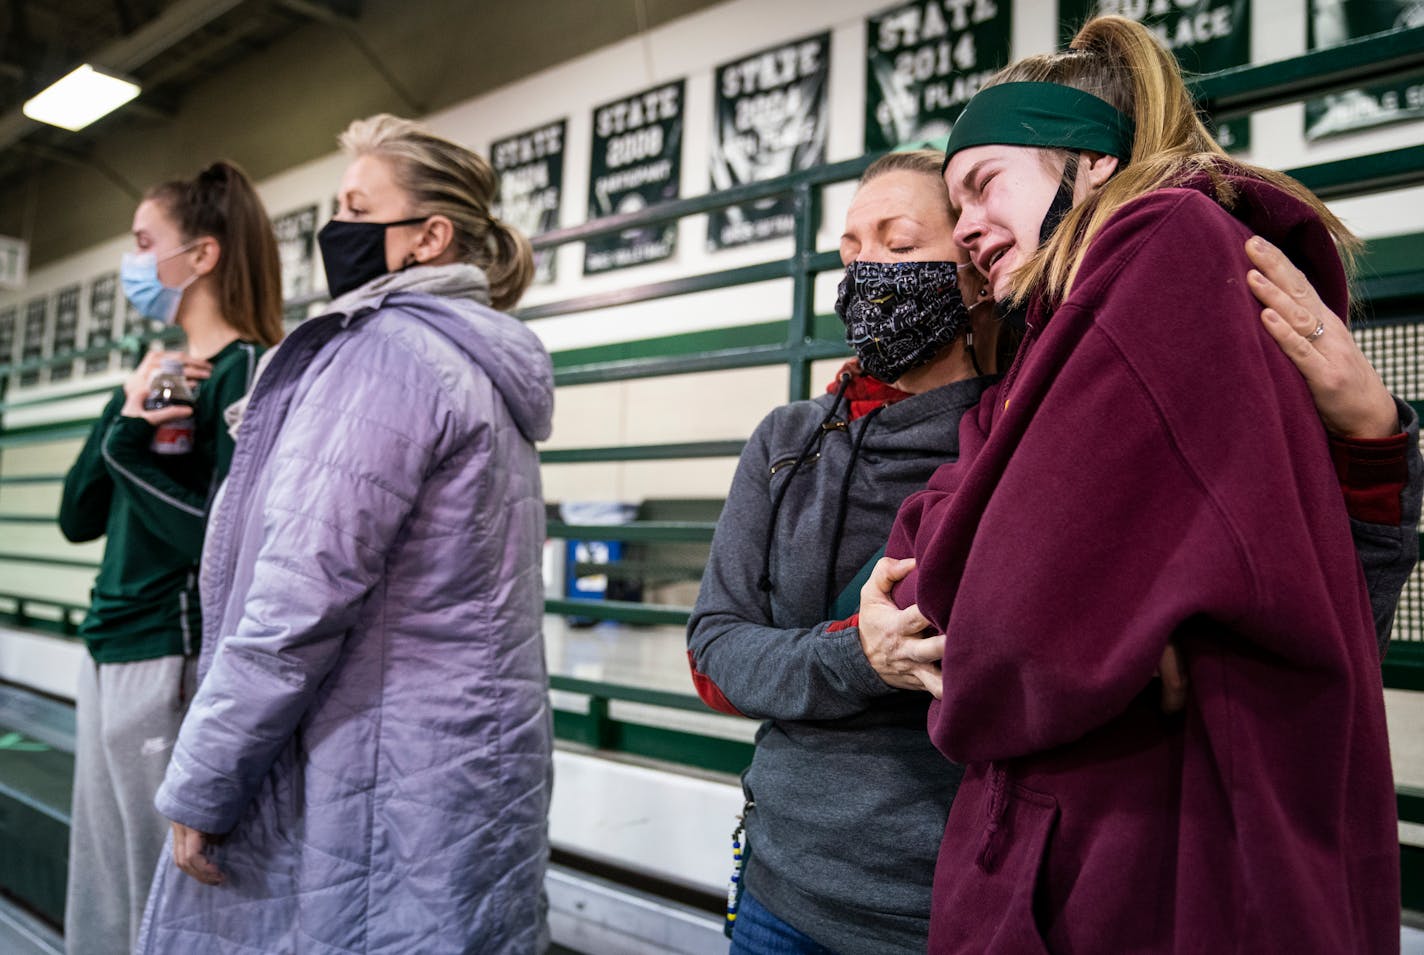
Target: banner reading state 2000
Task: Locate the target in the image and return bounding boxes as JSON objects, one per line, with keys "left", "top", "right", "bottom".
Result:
{"left": 865, "top": 0, "right": 1013, "bottom": 152}
{"left": 492, "top": 120, "right": 566, "bottom": 285}
{"left": 586, "top": 80, "right": 684, "bottom": 274}
{"left": 709, "top": 32, "right": 829, "bottom": 251}
{"left": 1058, "top": 0, "right": 1252, "bottom": 150}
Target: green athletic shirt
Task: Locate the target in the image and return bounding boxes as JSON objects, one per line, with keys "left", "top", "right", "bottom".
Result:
{"left": 58, "top": 339, "right": 263, "bottom": 663}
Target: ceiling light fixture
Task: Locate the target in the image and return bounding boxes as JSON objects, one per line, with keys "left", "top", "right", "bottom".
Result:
{"left": 22, "top": 65, "right": 141, "bottom": 132}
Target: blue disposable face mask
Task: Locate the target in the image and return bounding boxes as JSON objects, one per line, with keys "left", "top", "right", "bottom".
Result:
{"left": 121, "top": 242, "right": 201, "bottom": 325}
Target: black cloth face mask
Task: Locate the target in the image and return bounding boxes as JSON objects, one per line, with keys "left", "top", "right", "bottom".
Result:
{"left": 317, "top": 216, "right": 427, "bottom": 298}
{"left": 835, "top": 260, "right": 971, "bottom": 384}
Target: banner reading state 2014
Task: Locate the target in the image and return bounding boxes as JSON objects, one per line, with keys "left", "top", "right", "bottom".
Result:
{"left": 865, "top": 0, "right": 1012, "bottom": 152}
{"left": 1306, "top": 0, "right": 1424, "bottom": 140}
{"left": 492, "top": 120, "right": 566, "bottom": 284}
{"left": 1059, "top": 0, "right": 1252, "bottom": 150}
{"left": 586, "top": 80, "right": 684, "bottom": 275}
{"left": 709, "top": 32, "right": 829, "bottom": 251}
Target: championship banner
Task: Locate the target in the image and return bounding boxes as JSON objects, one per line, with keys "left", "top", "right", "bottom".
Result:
{"left": 0, "top": 307, "right": 15, "bottom": 368}
{"left": 273, "top": 204, "right": 317, "bottom": 322}
{"left": 709, "top": 32, "right": 830, "bottom": 250}
{"left": 1059, "top": 0, "right": 1252, "bottom": 150}
{"left": 585, "top": 80, "right": 685, "bottom": 275}
{"left": 122, "top": 295, "right": 152, "bottom": 343}
{"left": 19, "top": 296, "right": 46, "bottom": 387}
{"left": 1306, "top": 0, "right": 1424, "bottom": 140}
{"left": 85, "top": 273, "right": 118, "bottom": 374}
{"left": 50, "top": 284, "right": 80, "bottom": 382}
{"left": 492, "top": 120, "right": 566, "bottom": 285}
{"left": 865, "top": 0, "right": 1013, "bottom": 151}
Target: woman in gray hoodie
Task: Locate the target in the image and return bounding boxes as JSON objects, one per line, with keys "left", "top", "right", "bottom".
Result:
{"left": 138, "top": 115, "right": 554, "bottom": 955}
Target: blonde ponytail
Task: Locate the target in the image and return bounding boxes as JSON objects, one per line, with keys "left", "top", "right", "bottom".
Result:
{"left": 485, "top": 217, "right": 537, "bottom": 312}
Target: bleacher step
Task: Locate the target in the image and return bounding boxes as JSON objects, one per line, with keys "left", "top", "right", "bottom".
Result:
{"left": 0, "top": 895, "right": 62, "bottom": 955}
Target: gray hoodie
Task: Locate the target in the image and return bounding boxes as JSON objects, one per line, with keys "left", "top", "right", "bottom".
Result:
{"left": 688, "top": 372, "right": 993, "bottom": 954}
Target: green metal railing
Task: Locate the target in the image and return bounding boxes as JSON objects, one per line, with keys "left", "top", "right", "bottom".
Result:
{"left": 2, "top": 26, "right": 1424, "bottom": 776}
{"left": 1191, "top": 27, "right": 1424, "bottom": 121}
{"left": 549, "top": 675, "right": 752, "bottom": 774}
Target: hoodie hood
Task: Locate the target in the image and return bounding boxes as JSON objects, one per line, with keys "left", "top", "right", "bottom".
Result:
{"left": 1175, "top": 169, "right": 1348, "bottom": 309}
{"left": 230, "top": 263, "right": 553, "bottom": 444}
{"left": 826, "top": 358, "right": 916, "bottom": 421}
{"left": 327, "top": 262, "right": 492, "bottom": 313}
{"left": 363, "top": 288, "right": 554, "bottom": 443}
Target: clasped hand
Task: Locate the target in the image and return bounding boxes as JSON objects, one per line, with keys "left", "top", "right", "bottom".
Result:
{"left": 120, "top": 349, "right": 211, "bottom": 425}
{"left": 171, "top": 820, "right": 224, "bottom": 886}
{"left": 856, "top": 556, "right": 1188, "bottom": 713}
{"left": 857, "top": 557, "right": 945, "bottom": 698}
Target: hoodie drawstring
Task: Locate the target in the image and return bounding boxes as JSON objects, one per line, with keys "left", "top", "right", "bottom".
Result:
{"left": 758, "top": 373, "right": 853, "bottom": 594}
{"left": 964, "top": 329, "right": 984, "bottom": 378}
{"left": 976, "top": 762, "right": 1010, "bottom": 871}
{"left": 822, "top": 404, "right": 884, "bottom": 617}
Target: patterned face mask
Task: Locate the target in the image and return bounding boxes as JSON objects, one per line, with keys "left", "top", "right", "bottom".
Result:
{"left": 835, "top": 260, "right": 970, "bottom": 384}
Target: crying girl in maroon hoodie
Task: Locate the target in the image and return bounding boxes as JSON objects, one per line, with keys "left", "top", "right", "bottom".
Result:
{"left": 887, "top": 17, "right": 1407, "bottom": 955}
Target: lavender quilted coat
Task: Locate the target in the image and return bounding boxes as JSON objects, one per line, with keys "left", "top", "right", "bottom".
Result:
{"left": 137, "top": 266, "right": 554, "bottom": 954}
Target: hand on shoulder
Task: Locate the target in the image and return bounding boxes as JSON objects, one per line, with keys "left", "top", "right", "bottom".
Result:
{"left": 1246, "top": 236, "right": 1399, "bottom": 440}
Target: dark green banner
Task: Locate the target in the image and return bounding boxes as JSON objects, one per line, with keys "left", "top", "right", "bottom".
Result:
{"left": 586, "top": 80, "right": 684, "bottom": 274}
{"left": 1059, "top": 0, "right": 1252, "bottom": 150}
{"left": 85, "top": 273, "right": 117, "bottom": 375}
{"left": 0, "top": 306, "right": 15, "bottom": 369}
{"left": 492, "top": 120, "right": 567, "bottom": 284}
{"left": 19, "top": 297, "right": 46, "bottom": 387}
{"left": 1306, "top": 0, "right": 1424, "bottom": 140}
{"left": 50, "top": 284, "right": 79, "bottom": 383}
{"left": 709, "top": 32, "right": 830, "bottom": 250}
{"left": 122, "top": 293, "right": 152, "bottom": 343}
{"left": 865, "top": 0, "right": 1013, "bottom": 151}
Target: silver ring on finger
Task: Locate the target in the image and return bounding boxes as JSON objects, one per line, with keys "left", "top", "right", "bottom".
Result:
{"left": 1306, "top": 321, "right": 1325, "bottom": 342}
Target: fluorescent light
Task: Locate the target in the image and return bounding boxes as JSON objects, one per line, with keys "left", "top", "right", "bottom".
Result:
{"left": 23, "top": 65, "right": 140, "bottom": 132}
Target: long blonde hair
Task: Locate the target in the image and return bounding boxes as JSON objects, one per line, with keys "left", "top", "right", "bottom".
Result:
{"left": 338, "top": 115, "right": 535, "bottom": 311}
{"left": 994, "top": 16, "right": 1358, "bottom": 306}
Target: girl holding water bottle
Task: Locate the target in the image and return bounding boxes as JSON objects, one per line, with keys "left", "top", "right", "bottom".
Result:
{"left": 58, "top": 160, "right": 282, "bottom": 955}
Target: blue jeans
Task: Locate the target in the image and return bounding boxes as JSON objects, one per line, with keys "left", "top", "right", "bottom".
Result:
{"left": 729, "top": 892, "right": 843, "bottom": 955}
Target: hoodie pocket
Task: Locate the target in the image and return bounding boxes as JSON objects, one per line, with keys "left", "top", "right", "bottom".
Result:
{"left": 930, "top": 765, "right": 1059, "bottom": 954}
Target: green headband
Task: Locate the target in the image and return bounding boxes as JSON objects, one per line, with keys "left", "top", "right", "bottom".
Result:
{"left": 943, "top": 81, "right": 1135, "bottom": 171}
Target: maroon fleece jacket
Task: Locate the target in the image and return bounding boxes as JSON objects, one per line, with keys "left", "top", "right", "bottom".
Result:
{"left": 887, "top": 174, "right": 1399, "bottom": 953}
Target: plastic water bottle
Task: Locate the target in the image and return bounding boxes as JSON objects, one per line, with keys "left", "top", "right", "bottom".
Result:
{"left": 145, "top": 357, "right": 196, "bottom": 455}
